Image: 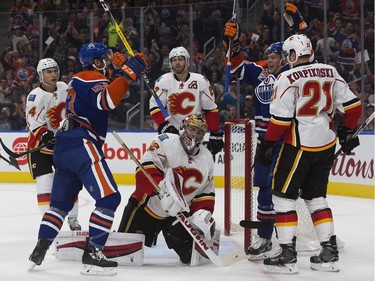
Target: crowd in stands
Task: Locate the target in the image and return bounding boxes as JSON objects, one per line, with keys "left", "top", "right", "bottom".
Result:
{"left": 0, "top": 0, "right": 373, "bottom": 131}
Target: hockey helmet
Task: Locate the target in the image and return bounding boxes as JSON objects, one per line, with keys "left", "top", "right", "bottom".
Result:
{"left": 78, "top": 43, "right": 112, "bottom": 69}
{"left": 265, "top": 41, "right": 283, "bottom": 57}
{"left": 37, "top": 58, "right": 59, "bottom": 83}
{"left": 169, "top": 46, "right": 190, "bottom": 71}
{"left": 282, "top": 34, "right": 313, "bottom": 66}
{"left": 179, "top": 113, "right": 207, "bottom": 155}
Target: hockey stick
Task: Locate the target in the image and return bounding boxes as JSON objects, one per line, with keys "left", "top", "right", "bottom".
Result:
{"left": 0, "top": 152, "right": 20, "bottom": 170}
{"left": 0, "top": 138, "right": 51, "bottom": 159}
{"left": 334, "top": 111, "right": 375, "bottom": 159}
{"left": 111, "top": 131, "right": 244, "bottom": 266}
{"left": 99, "top": 0, "right": 176, "bottom": 126}
{"left": 239, "top": 219, "right": 274, "bottom": 229}
{"left": 224, "top": 0, "right": 237, "bottom": 93}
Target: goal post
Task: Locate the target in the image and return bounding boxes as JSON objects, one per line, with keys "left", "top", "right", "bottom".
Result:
{"left": 224, "top": 119, "right": 256, "bottom": 252}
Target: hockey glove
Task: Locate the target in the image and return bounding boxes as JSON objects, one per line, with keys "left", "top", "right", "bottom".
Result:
{"left": 283, "top": 2, "right": 307, "bottom": 33}
{"left": 159, "top": 168, "right": 189, "bottom": 217}
{"left": 158, "top": 121, "right": 179, "bottom": 135}
{"left": 111, "top": 52, "right": 126, "bottom": 69}
{"left": 41, "top": 130, "right": 55, "bottom": 150}
{"left": 337, "top": 125, "right": 360, "bottom": 154}
{"left": 255, "top": 137, "right": 275, "bottom": 166}
{"left": 189, "top": 210, "right": 216, "bottom": 241}
{"left": 121, "top": 53, "right": 146, "bottom": 81}
{"left": 223, "top": 21, "right": 241, "bottom": 48}
{"left": 207, "top": 131, "right": 224, "bottom": 156}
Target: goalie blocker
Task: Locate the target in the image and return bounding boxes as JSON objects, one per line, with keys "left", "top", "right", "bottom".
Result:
{"left": 54, "top": 231, "right": 145, "bottom": 266}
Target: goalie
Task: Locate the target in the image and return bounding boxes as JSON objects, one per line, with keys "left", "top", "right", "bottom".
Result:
{"left": 117, "top": 113, "right": 217, "bottom": 265}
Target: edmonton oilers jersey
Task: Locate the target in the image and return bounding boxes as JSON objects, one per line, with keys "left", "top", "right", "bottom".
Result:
{"left": 239, "top": 62, "right": 289, "bottom": 136}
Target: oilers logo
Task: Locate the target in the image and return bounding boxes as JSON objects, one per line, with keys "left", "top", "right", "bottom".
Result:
{"left": 254, "top": 74, "right": 276, "bottom": 104}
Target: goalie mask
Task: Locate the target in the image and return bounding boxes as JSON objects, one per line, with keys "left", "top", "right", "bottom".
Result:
{"left": 179, "top": 113, "right": 208, "bottom": 155}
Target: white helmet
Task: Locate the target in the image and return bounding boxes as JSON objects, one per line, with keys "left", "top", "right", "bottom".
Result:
{"left": 169, "top": 46, "right": 190, "bottom": 72}
{"left": 37, "top": 58, "right": 59, "bottom": 82}
{"left": 282, "top": 34, "right": 313, "bottom": 66}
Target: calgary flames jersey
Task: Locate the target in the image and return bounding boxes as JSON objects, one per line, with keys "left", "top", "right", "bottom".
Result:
{"left": 266, "top": 63, "right": 362, "bottom": 151}
{"left": 26, "top": 81, "right": 68, "bottom": 151}
{"left": 132, "top": 133, "right": 215, "bottom": 219}
{"left": 150, "top": 72, "right": 219, "bottom": 131}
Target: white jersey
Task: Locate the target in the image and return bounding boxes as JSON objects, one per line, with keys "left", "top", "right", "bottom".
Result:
{"left": 150, "top": 72, "right": 217, "bottom": 127}
{"left": 270, "top": 63, "right": 360, "bottom": 150}
{"left": 26, "top": 81, "right": 68, "bottom": 149}
{"left": 134, "top": 133, "right": 215, "bottom": 219}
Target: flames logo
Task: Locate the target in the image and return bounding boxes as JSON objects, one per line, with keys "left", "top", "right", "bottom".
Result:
{"left": 47, "top": 102, "right": 66, "bottom": 129}
{"left": 168, "top": 92, "right": 196, "bottom": 115}
{"left": 173, "top": 166, "right": 203, "bottom": 195}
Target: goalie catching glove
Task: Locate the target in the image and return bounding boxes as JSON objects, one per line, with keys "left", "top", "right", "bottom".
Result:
{"left": 223, "top": 21, "right": 241, "bottom": 48}
{"left": 121, "top": 53, "right": 147, "bottom": 81}
{"left": 337, "top": 125, "right": 360, "bottom": 154}
{"left": 159, "top": 168, "right": 190, "bottom": 217}
{"left": 189, "top": 209, "right": 216, "bottom": 241}
{"left": 283, "top": 2, "right": 307, "bottom": 33}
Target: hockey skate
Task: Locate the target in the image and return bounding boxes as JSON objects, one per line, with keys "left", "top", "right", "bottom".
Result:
{"left": 81, "top": 243, "right": 118, "bottom": 276}
{"left": 310, "top": 235, "right": 340, "bottom": 272}
{"left": 247, "top": 237, "right": 272, "bottom": 261}
{"left": 28, "top": 238, "right": 50, "bottom": 271}
{"left": 67, "top": 217, "right": 82, "bottom": 231}
{"left": 262, "top": 243, "right": 298, "bottom": 274}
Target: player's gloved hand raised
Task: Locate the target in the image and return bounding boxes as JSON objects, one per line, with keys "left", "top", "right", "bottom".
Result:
{"left": 121, "top": 53, "right": 147, "bottom": 81}
{"left": 41, "top": 130, "right": 55, "bottom": 150}
{"left": 111, "top": 52, "right": 126, "bottom": 69}
{"left": 189, "top": 209, "right": 216, "bottom": 241}
{"left": 255, "top": 137, "right": 274, "bottom": 166}
{"left": 283, "top": 2, "right": 307, "bottom": 33}
{"left": 337, "top": 125, "right": 359, "bottom": 154}
{"left": 158, "top": 121, "right": 179, "bottom": 135}
{"left": 223, "top": 21, "right": 241, "bottom": 48}
{"left": 207, "top": 131, "right": 224, "bottom": 156}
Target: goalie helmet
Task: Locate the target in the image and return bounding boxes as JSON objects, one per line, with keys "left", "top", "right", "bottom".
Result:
{"left": 282, "top": 34, "right": 313, "bottom": 66}
{"left": 78, "top": 43, "right": 112, "bottom": 69}
{"left": 169, "top": 46, "right": 190, "bottom": 72}
{"left": 37, "top": 58, "right": 59, "bottom": 83}
{"left": 179, "top": 113, "right": 208, "bottom": 155}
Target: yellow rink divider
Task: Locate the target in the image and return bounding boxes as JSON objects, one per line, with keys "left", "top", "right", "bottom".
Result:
{"left": 0, "top": 172, "right": 373, "bottom": 199}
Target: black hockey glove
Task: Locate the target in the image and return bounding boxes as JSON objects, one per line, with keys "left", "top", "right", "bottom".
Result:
{"left": 158, "top": 121, "right": 179, "bottom": 135}
{"left": 337, "top": 125, "right": 359, "bottom": 154}
{"left": 207, "top": 131, "right": 224, "bottom": 156}
{"left": 41, "top": 130, "right": 55, "bottom": 150}
{"left": 255, "top": 137, "right": 275, "bottom": 166}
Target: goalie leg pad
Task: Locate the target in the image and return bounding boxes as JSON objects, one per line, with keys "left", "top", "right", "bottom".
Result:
{"left": 162, "top": 217, "right": 193, "bottom": 264}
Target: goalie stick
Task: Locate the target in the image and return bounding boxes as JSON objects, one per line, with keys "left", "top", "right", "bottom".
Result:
{"left": 334, "top": 111, "right": 375, "bottom": 159}
{"left": 111, "top": 131, "right": 245, "bottom": 266}
{"left": 99, "top": 0, "right": 179, "bottom": 128}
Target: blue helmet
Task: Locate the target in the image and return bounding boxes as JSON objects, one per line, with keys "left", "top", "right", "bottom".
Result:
{"left": 264, "top": 42, "right": 283, "bottom": 57}
{"left": 78, "top": 43, "right": 111, "bottom": 68}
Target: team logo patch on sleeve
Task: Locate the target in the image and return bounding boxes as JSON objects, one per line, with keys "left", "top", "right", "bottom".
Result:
{"left": 158, "top": 134, "right": 170, "bottom": 141}
{"left": 28, "top": 94, "right": 36, "bottom": 101}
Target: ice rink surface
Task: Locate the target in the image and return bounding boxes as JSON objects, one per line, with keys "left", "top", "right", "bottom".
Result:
{"left": 0, "top": 183, "right": 373, "bottom": 281}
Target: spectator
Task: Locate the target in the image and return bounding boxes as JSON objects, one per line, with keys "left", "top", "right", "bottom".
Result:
{"left": 0, "top": 106, "right": 18, "bottom": 130}
{"left": 0, "top": 77, "right": 13, "bottom": 104}
{"left": 11, "top": 25, "right": 29, "bottom": 52}
{"left": 241, "top": 95, "right": 255, "bottom": 119}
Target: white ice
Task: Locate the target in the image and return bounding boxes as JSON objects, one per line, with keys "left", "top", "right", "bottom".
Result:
{"left": 0, "top": 183, "right": 373, "bottom": 281}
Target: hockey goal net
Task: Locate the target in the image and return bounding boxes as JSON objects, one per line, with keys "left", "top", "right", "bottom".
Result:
{"left": 224, "top": 119, "right": 320, "bottom": 253}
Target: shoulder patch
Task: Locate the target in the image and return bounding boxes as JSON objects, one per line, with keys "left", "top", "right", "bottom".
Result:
{"left": 28, "top": 94, "right": 36, "bottom": 101}
{"left": 158, "top": 133, "right": 170, "bottom": 141}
